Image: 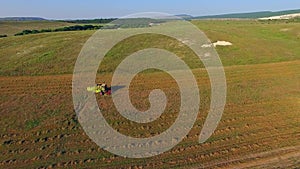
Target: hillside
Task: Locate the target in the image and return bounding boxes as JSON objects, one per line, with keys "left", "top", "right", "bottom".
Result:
{"left": 1, "top": 20, "right": 300, "bottom": 76}
{"left": 195, "top": 9, "right": 300, "bottom": 19}
{"left": 259, "top": 13, "right": 300, "bottom": 20}
{"left": 0, "top": 21, "right": 75, "bottom": 36}
{"left": 0, "top": 17, "right": 46, "bottom": 21}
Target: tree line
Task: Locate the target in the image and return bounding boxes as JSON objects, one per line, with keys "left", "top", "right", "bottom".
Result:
{"left": 14, "top": 25, "right": 103, "bottom": 36}
{"left": 62, "top": 18, "right": 117, "bottom": 24}
{"left": 0, "top": 34, "right": 7, "bottom": 38}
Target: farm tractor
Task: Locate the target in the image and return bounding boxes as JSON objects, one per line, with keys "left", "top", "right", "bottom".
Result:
{"left": 87, "top": 83, "right": 112, "bottom": 96}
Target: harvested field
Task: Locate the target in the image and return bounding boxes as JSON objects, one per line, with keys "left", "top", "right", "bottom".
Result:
{"left": 0, "top": 60, "right": 299, "bottom": 168}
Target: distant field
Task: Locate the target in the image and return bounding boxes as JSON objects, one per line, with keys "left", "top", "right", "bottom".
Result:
{"left": 0, "top": 21, "right": 74, "bottom": 36}
{"left": 193, "top": 20, "right": 300, "bottom": 65}
{"left": 1, "top": 20, "right": 300, "bottom": 75}
{"left": 0, "top": 30, "right": 93, "bottom": 76}
{"left": 0, "top": 20, "right": 299, "bottom": 168}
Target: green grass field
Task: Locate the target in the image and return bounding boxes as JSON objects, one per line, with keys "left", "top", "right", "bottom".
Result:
{"left": 0, "top": 20, "right": 299, "bottom": 168}
{"left": 0, "top": 21, "right": 75, "bottom": 36}
{"left": 1, "top": 20, "right": 300, "bottom": 75}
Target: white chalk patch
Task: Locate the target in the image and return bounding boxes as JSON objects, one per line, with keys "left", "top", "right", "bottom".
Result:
{"left": 202, "top": 41, "right": 232, "bottom": 48}
{"left": 201, "top": 44, "right": 213, "bottom": 48}
{"left": 179, "top": 38, "right": 195, "bottom": 45}
{"left": 259, "top": 13, "right": 300, "bottom": 20}
{"left": 204, "top": 53, "right": 211, "bottom": 57}
{"left": 213, "top": 41, "right": 232, "bottom": 47}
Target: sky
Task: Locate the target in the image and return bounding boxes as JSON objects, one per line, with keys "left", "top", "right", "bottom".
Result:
{"left": 1, "top": 0, "right": 300, "bottom": 19}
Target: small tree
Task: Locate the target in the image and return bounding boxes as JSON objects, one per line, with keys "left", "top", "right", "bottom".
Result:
{"left": 0, "top": 34, "right": 7, "bottom": 38}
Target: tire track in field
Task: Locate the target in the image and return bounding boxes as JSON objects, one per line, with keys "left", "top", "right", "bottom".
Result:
{"left": 206, "top": 145, "right": 300, "bottom": 169}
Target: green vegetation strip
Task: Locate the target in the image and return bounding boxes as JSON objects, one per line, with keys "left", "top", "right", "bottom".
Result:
{"left": 14, "top": 25, "right": 103, "bottom": 36}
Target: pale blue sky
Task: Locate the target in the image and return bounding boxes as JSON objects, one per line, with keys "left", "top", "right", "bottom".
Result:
{"left": 1, "top": 0, "right": 300, "bottom": 19}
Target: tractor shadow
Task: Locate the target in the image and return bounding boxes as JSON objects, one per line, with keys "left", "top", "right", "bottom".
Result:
{"left": 111, "top": 85, "right": 126, "bottom": 93}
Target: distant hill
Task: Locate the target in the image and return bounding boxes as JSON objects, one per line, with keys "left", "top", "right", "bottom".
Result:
{"left": 175, "top": 14, "right": 194, "bottom": 20}
{"left": 0, "top": 17, "right": 47, "bottom": 21}
{"left": 259, "top": 13, "right": 300, "bottom": 20}
{"left": 194, "top": 9, "right": 300, "bottom": 19}
{"left": 2, "top": 9, "right": 300, "bottom": 22}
